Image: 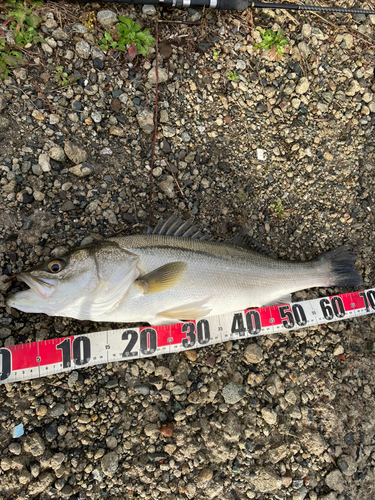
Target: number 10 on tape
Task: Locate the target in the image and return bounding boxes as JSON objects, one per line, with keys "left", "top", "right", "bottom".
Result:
{"left": 1, "top": 289, "right": 375, "bottom": 384}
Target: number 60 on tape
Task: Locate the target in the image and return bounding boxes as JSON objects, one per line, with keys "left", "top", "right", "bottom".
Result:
{"left": 1, "top": 289, "right": 374, "bottom": 384}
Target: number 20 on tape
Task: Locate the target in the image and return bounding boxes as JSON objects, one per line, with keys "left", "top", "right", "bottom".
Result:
{"left": 1, "top": 289, "right": 374, "bottom": 384}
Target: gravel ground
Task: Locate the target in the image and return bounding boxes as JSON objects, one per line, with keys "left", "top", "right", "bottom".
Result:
{"left": 1, "top": 1, "right": 375, "bottom": 499}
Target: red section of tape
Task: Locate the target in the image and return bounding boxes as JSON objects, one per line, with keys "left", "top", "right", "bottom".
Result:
{"left": 8, "top": 342, "right": 38, "bottom": 371}
{"left": 1, "top": 289, "right": 374, "bottom": 385}
{"left": 38, "top": 337, "right": 74, "bottom": 366}
{"left": 341, "top": 291, "right": 364, "bottom": 311}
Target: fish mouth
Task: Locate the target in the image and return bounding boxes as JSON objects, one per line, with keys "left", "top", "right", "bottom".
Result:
{"left": 18, "top": 273, "right": 56, "bottom": 299}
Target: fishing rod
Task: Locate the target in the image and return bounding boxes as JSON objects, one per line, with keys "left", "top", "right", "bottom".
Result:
{"left": 60, "top": 0, "right": 375, "bottom": 15}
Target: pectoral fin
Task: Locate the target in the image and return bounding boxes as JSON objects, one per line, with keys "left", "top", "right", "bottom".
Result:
{"left": 158, "top": 300, "right": 212, "bottom": 321}
{"left": 136, "top": 261, "right": 187, "bottom": 294}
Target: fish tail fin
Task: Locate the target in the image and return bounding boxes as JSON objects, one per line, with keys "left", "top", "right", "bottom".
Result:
{"left": 318, "top": 245, "right": 362, "bottom": 287}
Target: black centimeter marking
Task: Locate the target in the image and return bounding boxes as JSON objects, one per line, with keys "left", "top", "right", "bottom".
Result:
{"left": 1, "top": 290, "right": 374, "bottom": 384}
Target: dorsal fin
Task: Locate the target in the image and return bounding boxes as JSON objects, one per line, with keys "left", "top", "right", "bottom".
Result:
{"left": 230, "top": 229, "right": 276, "bottom": 258}
{"left": 147, "top": 214, "right": 209, "bottom": 240}
{"left": 147, "top": 214, "right": 276, "bottom": 256}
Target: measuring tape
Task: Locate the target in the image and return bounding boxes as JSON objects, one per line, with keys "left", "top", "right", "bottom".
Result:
{"left": 1, "top": 289, "right": 375, "bottom": 384}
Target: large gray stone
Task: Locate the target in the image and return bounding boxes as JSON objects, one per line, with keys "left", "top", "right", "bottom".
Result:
{"left": 97, "top": 10, "right": 117, "bottom": 30}
{"left": 101, "top": 451, "right": 118, "bottom": 476}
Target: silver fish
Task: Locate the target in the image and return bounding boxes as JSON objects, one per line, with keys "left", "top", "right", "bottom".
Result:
{"left": 6, "top": 216, "right": 362, "bottom": 325}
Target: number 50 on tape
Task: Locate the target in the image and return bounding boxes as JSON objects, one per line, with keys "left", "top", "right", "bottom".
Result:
{"left": 1, "top": 289, "right": 374, "bottom": 384}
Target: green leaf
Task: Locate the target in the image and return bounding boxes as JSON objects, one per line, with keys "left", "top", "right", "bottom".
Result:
{"left": 0, "top": 61, "right": 8, "bottom": 75}
{"left": 119, "top": 16, "right": 133, "bottom": 29}
{"left": 124, "top": 19, "right": 134, "bottom": 29}
{"left": 138, "top": 45, "right": 147, "bottom": 56}
{"left": 2, "top": 52, "right": 23, "bottom": 66}
{"left": 102, "top": 16, "right": 155, "bottom": 57}
{"left": 14, "top": 32, "right": 23, "bottom": 44}
{"left": 26, "top": 14, "right": 41, "bottom": 28}
{"left": 13, "top": 10, "right": 26, "bottom": 24}
{"left": 137, "top": 32, "right": 147, "bottom": 42}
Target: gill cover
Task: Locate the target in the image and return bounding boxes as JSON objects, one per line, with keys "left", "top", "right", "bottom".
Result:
{"left": 7, "top": 241, "right": 139, "bottom": 319}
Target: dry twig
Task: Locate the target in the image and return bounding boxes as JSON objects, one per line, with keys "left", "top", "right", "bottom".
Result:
{"left": 148, "top": 20, "right": 159, "bottom": 229}
{"left": 166, "top": 161, "right": 185, "bottom": 199}
{"left": 2, "top": 275, "right": 17, "bottom": 283}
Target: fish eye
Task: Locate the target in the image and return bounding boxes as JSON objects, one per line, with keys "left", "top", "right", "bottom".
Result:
{"left": 47, "top": 260, "right": 64, "bottom": 274}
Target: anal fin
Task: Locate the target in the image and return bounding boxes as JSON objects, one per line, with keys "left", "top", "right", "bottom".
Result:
{"left": 158, "top": 300, "right": 212, "bottom": 321}
{"left": 262, "top": 293, "right": 292, "bottom": 307}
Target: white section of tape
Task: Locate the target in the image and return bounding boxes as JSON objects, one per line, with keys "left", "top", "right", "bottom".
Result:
{"left": 1, "top": 289, "right": 374, "bottom": 384}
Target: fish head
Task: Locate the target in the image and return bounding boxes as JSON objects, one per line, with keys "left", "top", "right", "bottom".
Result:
{"left": 6, "top": 241, "right": 139, "bottom": 318}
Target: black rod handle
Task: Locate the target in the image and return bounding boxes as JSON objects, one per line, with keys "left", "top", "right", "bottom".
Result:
{"left": 50, "top": 0, "right": 375, "bottom": 15}
{"left": 250, "top": 1, "right": 375, "bottom": 15}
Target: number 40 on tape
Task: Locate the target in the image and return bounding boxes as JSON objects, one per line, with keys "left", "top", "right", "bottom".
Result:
{"left": 1, "top": 289, "right": 374, "bottom": 384}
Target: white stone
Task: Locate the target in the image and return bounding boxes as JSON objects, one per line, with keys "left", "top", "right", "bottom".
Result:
{"left": 148, "top": 66, "right": 168, "bottom": 84}
{"left": 261, "top": 408, "right": 277, "bottom": 425}
{"left": 341, "top": 33, "right": 354, "bottom": 49}
{"left": 291, "top": 98, "right": 301, "bottom": 109}
{"left": 41, "top": 43, "right": 53, "bottom": 56}
{"left": 153, "top": 167, "right": 162, "bottom": 177}
{"left": 68, "top": 163, "right": 94, "bottom": 177}
{"left": 97, "top": 10, "right": 118, "bottom": 30}
{"left": 142, "top": 4, "right": 156, "bottom": 13}
{"left": 76, "top": 40, "right": 91, "bottom": 60}
{"left": 325, "top": 470, "right": 346, "bottom": 493}
{"left": 301, "top": 24, "right": 312, "bottom": 37}
{"left": 363, "top": 92, "right": 373, "bottom": 103}
{"left": 333, "top": 345, "right": 344, "bottom": 356}
{"left": 38, "top": 153, "right": 51, "bottom": 172}
{"left": 33, "top": 191, "right": 45, "bottom": 201}
{"left": 346, "top": 80, "right": 362, "bottom": 96}
{"left": 244, "top": 344, "right": 263, "bottom": 364}
{"left": 48, "top": 146, "right": 65, "bottom": 161}
{"left": 295, "top": 77, "right": 310, "bottom": 94}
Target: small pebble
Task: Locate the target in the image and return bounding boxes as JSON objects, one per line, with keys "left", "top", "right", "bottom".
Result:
{"left": 159, "top": 422, "right": 174, "bottom": 437}
{"left": 183, "top": 350, "right": 197, "bottom": 362}
{"left": 134, "top": 385, "right": 150, "bottom": 396}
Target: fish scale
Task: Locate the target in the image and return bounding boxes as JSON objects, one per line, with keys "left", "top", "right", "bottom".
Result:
{"left": 2, "top": 288, "right": 375, "bottom": 385}
{"left": 6, "top": 216, "right": 362, "bottom": 326}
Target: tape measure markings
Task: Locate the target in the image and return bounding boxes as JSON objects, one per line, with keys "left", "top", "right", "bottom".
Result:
{"left": 1, "top": 289, "right": 374, "bottom": 384}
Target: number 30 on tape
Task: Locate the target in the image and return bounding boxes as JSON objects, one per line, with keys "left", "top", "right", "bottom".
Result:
{"left": 1, "top": 289, "right": 374, "bottom": 384}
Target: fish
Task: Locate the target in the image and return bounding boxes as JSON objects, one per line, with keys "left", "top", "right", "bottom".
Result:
{"left": 6, "top": 215, "right": 362, "bottom": 326}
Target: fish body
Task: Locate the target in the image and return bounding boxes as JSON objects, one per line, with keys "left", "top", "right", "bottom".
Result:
{"left": 6, "top": 218, "right": 362, "bottom": 325}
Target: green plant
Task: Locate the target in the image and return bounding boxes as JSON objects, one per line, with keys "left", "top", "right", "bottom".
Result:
{"left": 270, "top": 198, "right": 289, "bottom": 219}
{"left": 4, "top": 0, "right": 44, "bottom": 46}
{"left": 253, "top": 28, "right": 289, "bottom": 61}
{"left": 237, "top": 188, "right": 248, "bottom": 203}
{"left": 81, "top": 11, "right": 95, "bottom": 32}
{"left": 54, "top": 66, "right": 77, "bottom": 87}
{"left": 235, "top": 189, "right": 249, "bottom": 226}
{"left": 212, "top": 48, "right": 220, "bottom": 61}
{"left": 225, "top": 70, "right": 239, "bottom": 81}
{"left": 100, "top": 16, "right": 155, "bottom": 58}
{"left": 0, "top": 0, "right": 44, "bottom": 78}
{"left": 0, "top": 38, "right": 22, "bottom": 78}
